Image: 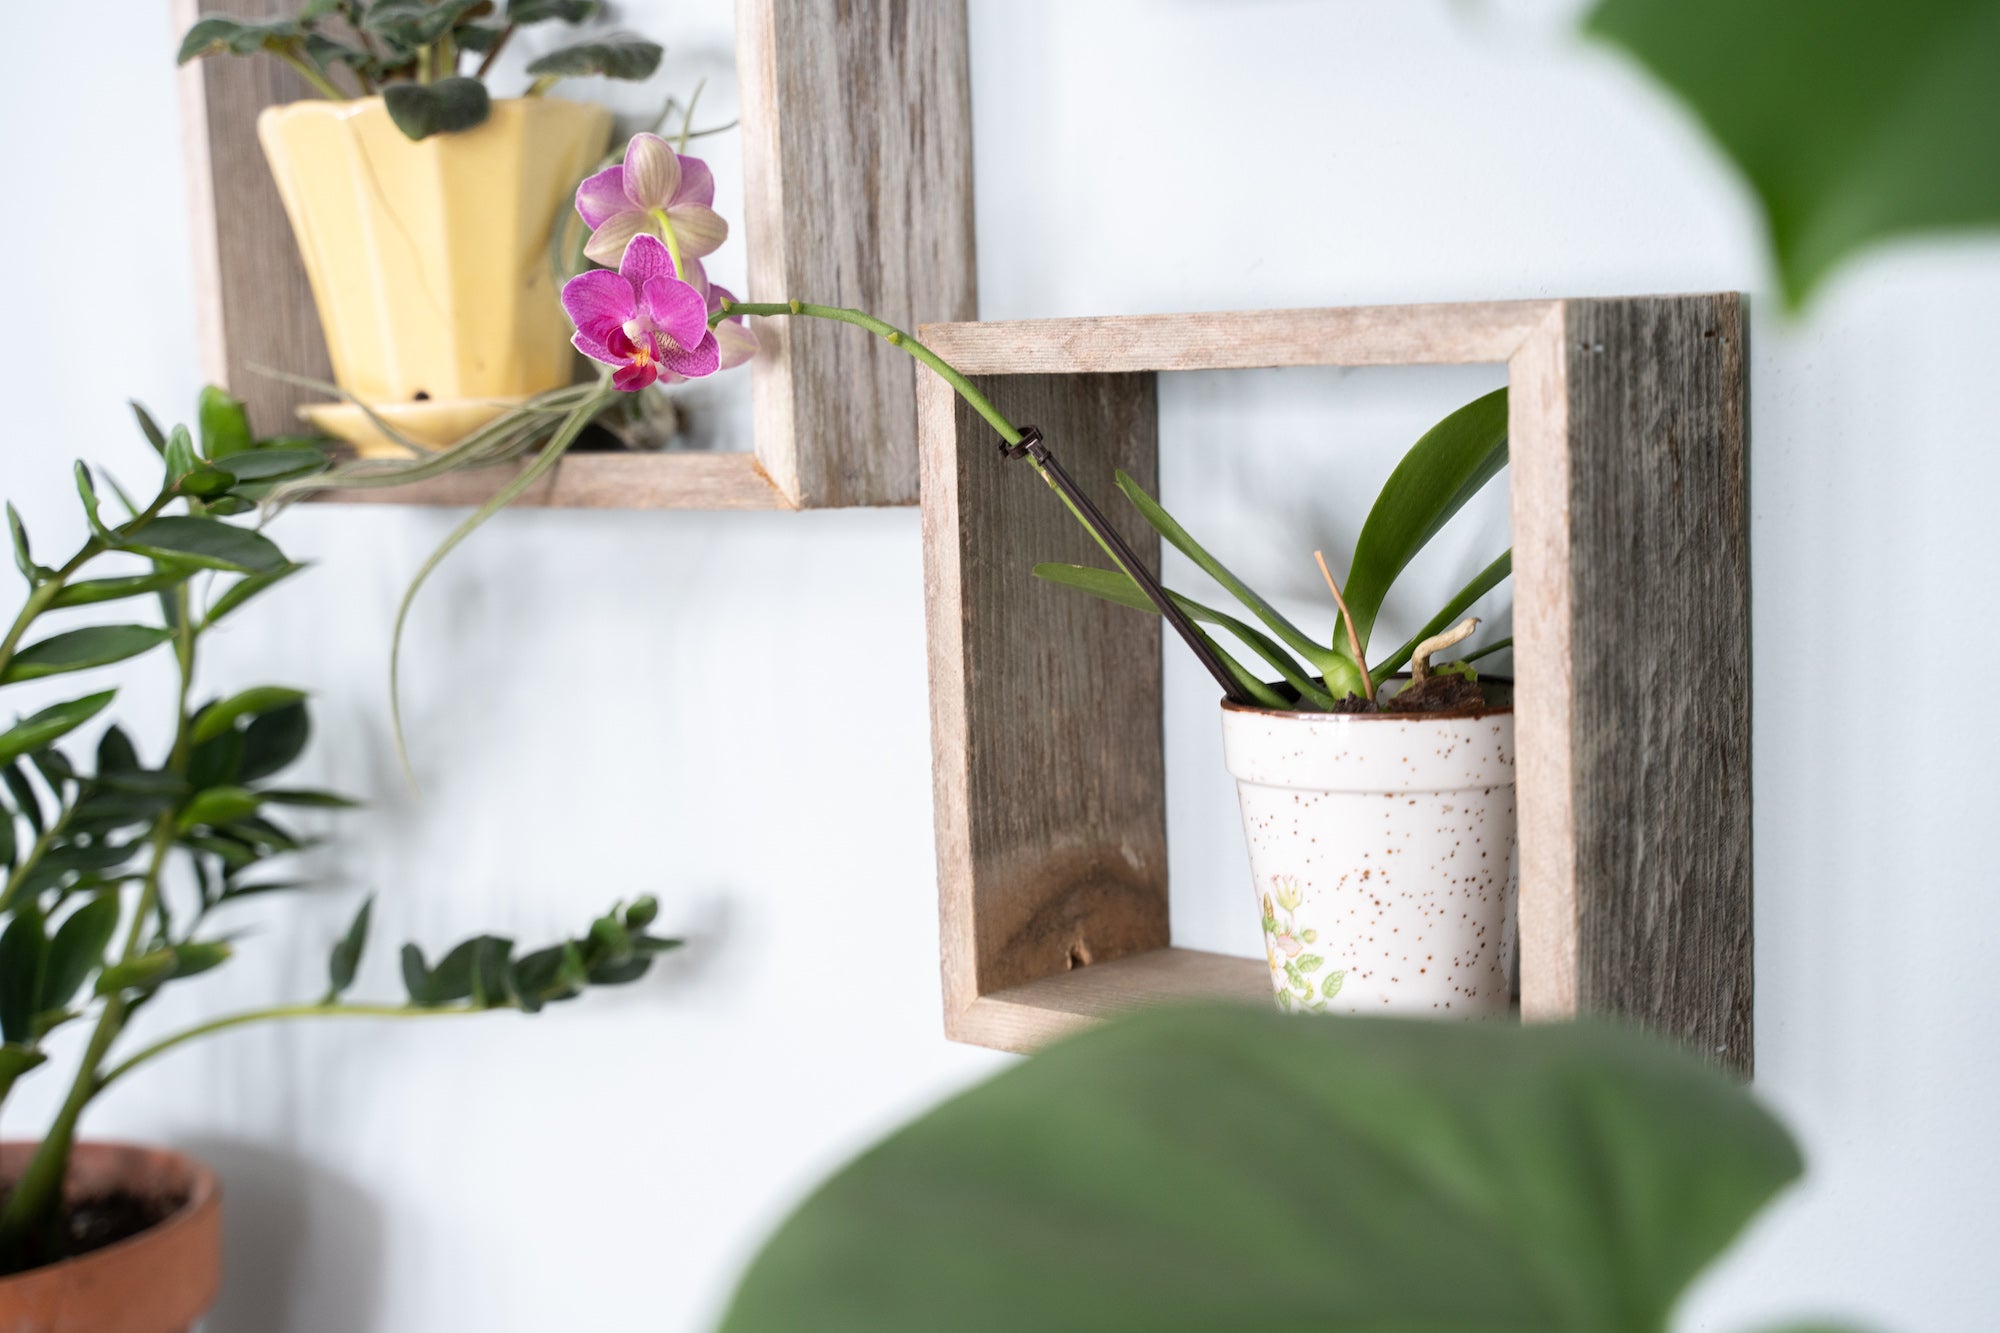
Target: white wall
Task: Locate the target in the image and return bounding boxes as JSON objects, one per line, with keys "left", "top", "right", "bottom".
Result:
{"left": 0, "top": 2, "right": 1992, "bottom": 1329}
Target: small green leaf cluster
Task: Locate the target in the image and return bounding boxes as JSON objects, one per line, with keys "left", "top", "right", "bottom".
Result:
{"left": 1035, "top": 388, "right": 1514, "bottom": 711}
{"left": 0, "top": 388, "right": 676, "bottom": 1274}
{"left": 177, "top": 1, "right": 665, "bottom": 141}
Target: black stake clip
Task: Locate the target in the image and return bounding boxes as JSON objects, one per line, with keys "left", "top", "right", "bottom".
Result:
{"left": 996, "top": 424, "right": 1253, "bottom": 706}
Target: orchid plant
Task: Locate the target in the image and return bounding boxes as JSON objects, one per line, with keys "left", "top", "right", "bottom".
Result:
{"left": 0, "top": 389, "right": 677, "bottom": 1275}
{"left": 179, "top": 0, "right": 664, "bottom": 141}
{"left": 552, "top": 134, "right": 1512, "bottom": 713}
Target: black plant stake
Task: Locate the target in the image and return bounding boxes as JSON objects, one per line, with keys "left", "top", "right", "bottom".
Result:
{"left": 999, "top": 427, "right": 1254, "bottom": 705}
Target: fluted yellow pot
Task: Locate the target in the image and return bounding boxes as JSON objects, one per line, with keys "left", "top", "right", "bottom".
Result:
{"left": 257, "top": 96, "right": 612, "bottom": 457}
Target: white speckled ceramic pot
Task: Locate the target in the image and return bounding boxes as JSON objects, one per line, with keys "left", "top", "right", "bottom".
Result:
{"left": 1219, "top": 684, "right": 1517, "bottom": 1016}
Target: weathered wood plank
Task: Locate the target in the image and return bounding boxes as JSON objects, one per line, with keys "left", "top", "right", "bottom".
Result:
{"left": 951, "top": 948, "right": 1270, "bottom": 1053}
{"left": 922, "top": 367, "right": 1166, "bottom": 1034}
{"left": 307, "top": 449, "right": 792, "bottom": 510}
{"left": 922, "top": 302, "right": 1558, "bottom": 376}
{"left": 175, "top": 0, "right": 331, "bottom": 438}
{"left": 1514, "top": 295, "right": 1752, "bottom": 1072}
{"left": 739, "top": 0, "right": 976, "bottom": 507}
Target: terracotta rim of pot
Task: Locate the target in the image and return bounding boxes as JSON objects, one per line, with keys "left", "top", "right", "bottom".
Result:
{"left": 0, "top": 1140, "right": 221, "bottom": 1333}
{"left": 1220, "top": 674, "right": 1515, "bottom": 722}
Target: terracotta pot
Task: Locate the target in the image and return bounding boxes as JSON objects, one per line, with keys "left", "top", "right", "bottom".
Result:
{"left": 257, "top": 95, "right": 613, "bottom": 457}
{"left": 0, "top": 1142, "right": 220, "bottom": 1333}
{"left": 1219, "top": 683, "right": 1517, "bottom": 1016}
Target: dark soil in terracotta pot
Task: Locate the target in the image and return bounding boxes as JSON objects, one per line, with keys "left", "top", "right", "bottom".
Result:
{"left": 0, "top": 1187, "right": 184, "bottom": 1276}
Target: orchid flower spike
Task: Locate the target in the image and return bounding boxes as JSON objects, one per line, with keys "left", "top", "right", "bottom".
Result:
{"left": 561, "top": 233, "right": 720, "bottom": 391}
{"left": 576, "top": 133, "right": 728, "bottom": 270}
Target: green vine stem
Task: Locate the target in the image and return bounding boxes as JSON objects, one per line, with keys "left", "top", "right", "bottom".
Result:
{"left": 97, "top": 1001, "right": 484, "bottom": 1092}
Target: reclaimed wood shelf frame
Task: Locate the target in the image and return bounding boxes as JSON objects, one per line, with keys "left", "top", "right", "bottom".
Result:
{"left": 174, "top": 0, "right": 974, "bottom": 510}
{"left": 920, "top": 296, "right": 1752, "bottom": 1070}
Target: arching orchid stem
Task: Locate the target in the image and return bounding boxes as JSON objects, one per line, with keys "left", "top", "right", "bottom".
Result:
{"left": 716, "top": 298, "right": 1254, "bottom": 704}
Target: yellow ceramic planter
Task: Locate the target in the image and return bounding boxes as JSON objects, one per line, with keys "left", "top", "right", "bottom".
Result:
{"left": 257, "top": 96, "right": 612, "bottom": 457}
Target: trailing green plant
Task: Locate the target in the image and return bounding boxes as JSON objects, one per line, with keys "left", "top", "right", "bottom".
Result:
{"left": 718, "top": 1005, "right": 1863, "bottom": 1333}
{"left": 0, "top": 388, "right": 678, "bottom": 1274}
{"left": 1027, "top": 388, "right": 1514, "bottom": 711}
{"left": 177, "top": 0, "right": 664, "bottom": 141}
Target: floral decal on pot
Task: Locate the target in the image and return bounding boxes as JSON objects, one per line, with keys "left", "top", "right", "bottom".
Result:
{"left": 1261, "top": 877, "right": 1344, "bottom": 1013}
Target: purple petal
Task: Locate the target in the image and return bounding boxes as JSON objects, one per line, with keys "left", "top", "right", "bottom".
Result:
{"left": 582, "top": 210, "right": 651, "bottom": 268}
{"left": 613, "top": 360, "right": 660, "bottom": 392}
{"left": 622, "top": 133, "right": 681, "bottom": 210}
{"left": 667, "top": 204, "right": 728, "bottom": 259}
{"left": 657, "top": 329, "right": 721, "bottom": 381}
{"left": 560, "top": 269, "right": 636, "bottom": 343}
{"left": 620, "top": 232, "right": 677, "bottom": 289}
{"left": 670, "top": 154, "right": 716, "bottom": 207}
{"left": 639, "top": 274, "right": 711, "bottom": 347}
{"left": 571, "top": 329, "right": 619, "bottom": 367}
{"left": 575, "top": 166, "right": 630, "bottom": 229}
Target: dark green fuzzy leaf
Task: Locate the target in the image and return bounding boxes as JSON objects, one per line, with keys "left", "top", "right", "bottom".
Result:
{"left": 0, "top": 692, "right": 116, "bottom": 769}
{"left": 718, "top": 1007, "right": 1804, "bottom": 1333}
{"left": 452, "top": 22, "right": 508, "bottom": 52}
{"left": 509, "top": 0, "right": 600, "bottom": 22}
{"left": 192, "top": 686, "right": 308, "bottom": 744}
{"left": 526, "top": 34, "right": 662, "bottom": 81}
{"left": 49, "top": 570, "right": 190, "bottom": 609}
{"left": 126, "top": 516, "right": 286, "bottom": 574}
{"left": 364, "top": 0, "right": 485, "bottom": 47}
{"left": 383, "top": 77, "right": 492, "bottom": 140}
{"left": 176, "top": 786, "right": 262, "bottom": 832}
{"left": 197, "top": 386, "right": 254, "bottom": 460}
{"left": 205, "top": 563, "right": 307, "bottom": 625}
{"left": 1, "top": 626, "right": 173, "bottom": 684}
{"left": 39, "top": 895, "right": 121, "bottom": 1014}
{"left": 0, "top": 906, "right": 49, "bottom": 1044}
{"left": 177, "top": 15, "right": 305, "bottom": 63}
{"left": 238, "top": 702, "right": 309, "bottom": 783}
{"left": 326, "top": 895, "right": 372, "bottom": 1000}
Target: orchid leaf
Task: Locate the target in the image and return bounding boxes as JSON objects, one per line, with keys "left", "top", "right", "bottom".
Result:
{"left": 1369, "top": 549, "right": 1513, "bottom": 687}
{"left": 0, "top": 693, "right": 116, "bottom": 769}
{"left": 1, "top": 627, "right": 173, "bottom": 684}
{"left": 325, "top": 895, "right": 373, "bottom": 1002}
{"left": 526, "top": 34, "right": 663, "bottom": 81}
{"left": 1585, "top": 0, "right": 2000, "bottom": 308}
{"left": 196, "top": 386, "right": 254, "bottom": 461}
{"left": 719, "top": 1006, "right": 1803, "bottom": 1333}
{"left": 125, "top": 516, "right": 287, "bottom": 574}
{"left": 1339, "top": 387, "right": 1508, "bottom": 663}
{"left": 1033, "top": 564, "right": 1342, "bottom": 707}
{"left": 383, "top": 77, "right": 491, "bottom": 140}
{"left": 1110, "top": 471, "right": 1330, "bottom": 666}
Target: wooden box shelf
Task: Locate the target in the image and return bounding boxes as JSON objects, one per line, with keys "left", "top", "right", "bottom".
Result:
{"left": 176, "top": 0, "right": 973, "bottom": 511}
{"left": 919, "top": 297, "right": 1752, "bottom": 1068}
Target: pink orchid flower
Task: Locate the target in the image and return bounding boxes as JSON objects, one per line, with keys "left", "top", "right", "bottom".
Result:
{"left": 576, "top": 134, "right": 728, "bottom": 269}
{"left": 674, "top": 258, "right": 759, "bottom": 373}
{"left": 561, "top": 233, "right": 720, "bottom": 391}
